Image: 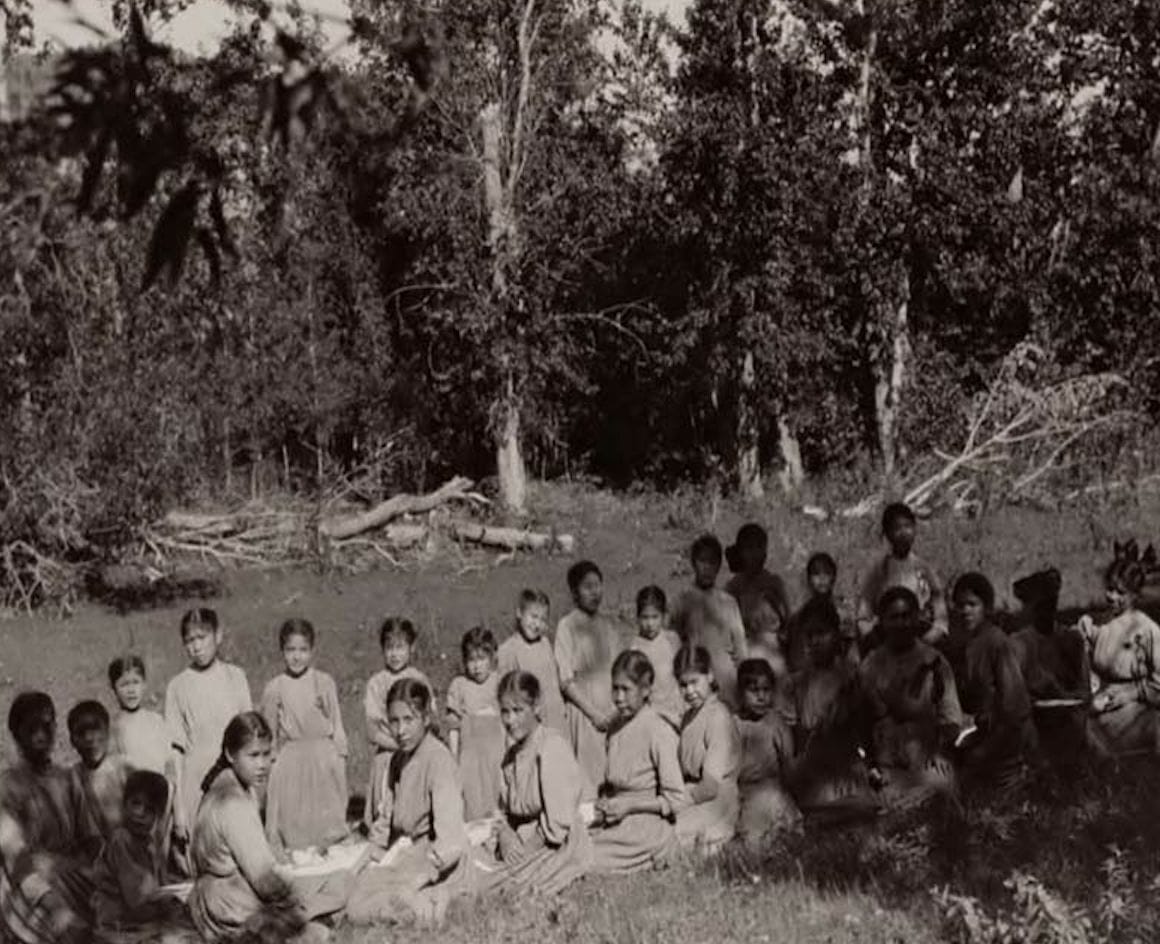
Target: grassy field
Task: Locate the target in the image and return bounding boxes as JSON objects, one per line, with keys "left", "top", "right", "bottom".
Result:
{"left": 3, "top": 482, "right": 1160, "bottom": 942}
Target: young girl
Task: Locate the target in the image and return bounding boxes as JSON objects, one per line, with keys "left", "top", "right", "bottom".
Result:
{"left": 165, "top": 607, "right": 252, "bottom": 863}
{"left": 725, "top": 523, "right": 791, "bottom": 665}
{"left": 734, "top": 660, "right": 800, "bottom": 846}
{"left": 857, "top": 503, "right": 948, "bottom": 648}
{"left": 673, "top": 646, "right": 741, "bottom": 852}
{"left": 66, "top": 700, "right": 129, "bottom": 861}
{"left": 590, "top": 651, "right": 686, "bottom": 874}
{"left": 91, "top": 770, "right": 187, "bottom": 943}
{"left": 630, "top": 586, "right": 683, "bottom": 728}
{"left": 189, "top": 712, "right": 344, "bottom": 943}
{"left": 555, "top": 561, "right": 624, "bottom": 800}
{"left": 785, "top": 553, "right": 850, "bottom": 673}
{"left": 261, "top": 618, "right": 349, "bottom": 854}
{"left": 347, "top": 680, "right": 469, "bottom": 926}
{"left": 671, "top": 535, "right": 749, "bottom": 708}
{"left": 0, "top": 691, "right": 93, "bottom": 944}
{"left": 1079, "top": 558, "right": 1160, "bottom": 756}
{"left": 364, "top": 618, "right": 432, "bottom": 829}
{"left": 859, "top": 588, "right": 962, "bottom": 811}
{"left": 108, "top": 655, "right": 169, "bottom": 776}
{"left": 953, "top": 573, "right": 1037, "bottom": 788}
{"left": 445, "top": 627, "right": 505, "bottom": 822}
{"left": 484, "top": 671, "right": 592, "bottom": 896}
{"left": 497, "top": 590, "right": 567, "bottom": 734}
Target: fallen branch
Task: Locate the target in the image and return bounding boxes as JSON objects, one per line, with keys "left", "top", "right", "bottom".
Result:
{"left": 450, "top": 521, "right": 574, "bottom": 554}
{"left": 319, "top": 476, "right": 485, "bottom": 539}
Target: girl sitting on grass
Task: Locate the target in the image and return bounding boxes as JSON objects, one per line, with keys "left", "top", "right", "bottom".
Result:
{"left": 590, "top": 651, "right": 686, "bottom": 874}
{"left": 734, "top": 659, "right": 800, "bottom": 846}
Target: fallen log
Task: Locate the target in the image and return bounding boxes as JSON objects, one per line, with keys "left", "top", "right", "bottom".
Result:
{"left": 450, "top": 521, "right": 574, "bottom": 554}
{"left": 319, "top": 477, "right": 482, "bottom": 540}
{"left": 331, "top": 524, "right": 429, "bottom": 549}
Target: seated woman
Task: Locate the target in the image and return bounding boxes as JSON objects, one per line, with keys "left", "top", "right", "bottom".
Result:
{"left": 0, "top": 691, "right": 93, "bottom": 944}
{"left": 859, "top": 588, "right": 963, "bottom": 812}
{"left": 346, "top": 680, "right": 469, "bottom": 926}
{"left": 484, "top": 671, "right": 592, "bottom": 896}
{"left": 952, "top": 573, "right": 1037, "bottom": 791}
{"left": 674, "top": 646, "right": 741, "bottom": 852}
{"left": 787, "top": 598, "right": 871, "bottom": 812}
{"left": 734, "top": 660, "right": 800, "bottom": 846}
{"left": 189, "top": 712, "right": 343, "bottom": 944}
{"left": 1079, "top": 558, "right": 1160, "bottom": 757}
{"left": 590, "top": 651, "right": 687, "bottom": 874}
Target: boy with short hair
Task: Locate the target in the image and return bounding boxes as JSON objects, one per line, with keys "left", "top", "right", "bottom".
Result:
{"left": 67, "top": 700, "right": 129, "bottom": 862}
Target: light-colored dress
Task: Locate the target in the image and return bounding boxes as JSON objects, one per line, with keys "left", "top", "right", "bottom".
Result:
{"left": 860, "top": 642, "right": 963, "bottom": 810}
{"left": 111, "top": 710, "right": 170, "bottom": 776}
{"left": 189, "top": 769, "right": 346, "bottom": 942}
{"left": 857, "top": 551, "right": 947, "bottom": 640}
{"left": 346, "top": 733, "right": 469, "bottom": 925}
{"left": 675, "top": 696, "right": 741, "bottom": 849}
{"left": 445, "top": 674, "right": 505, "bottom": 821}
{"left": 670, "top": 588, "right": 748, "bottom": 708}
{"left": 70, "top": 755, "right": 129, "bottom": 860}
{"left": 0, "top": 760, "right": 93, "bottom": 944}
{"left": 165, "top": 661, "right": 252, "bottom": 835}
{"left": 92, "top": 825, "right": 187, "bottom": 943}
{"left": 1083, "top": 609, "right": 1160, "bottom": 755}
{"left": 364, "top": 666, "right": 431, "bottom": 828}
{"left": 261, "top": 668, "right": 349, "bottom": 853}
{"left": 496, "top": 634, "right": 568, "bottom": 734}
{"left": 960, "top": 622, "right": 1037, "bottom": 785}
{"left": 629, "top": 631, "right": 684, "bottom": 728}
{"left": 555, "top": 610, "right": 623, "bottom": 800}
{"left": 736, "top": 713, "right": 800, "bottom": 843}
{"left": 485, "top": 724, "right": 592, "bottom": 895}
{"left": 590, "top": 707, "right": 686, "bottom": 874}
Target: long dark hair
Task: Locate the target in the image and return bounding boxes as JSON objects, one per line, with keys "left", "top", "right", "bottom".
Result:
{"left": 200, "top": 711, "right": 272, "bottom": 795}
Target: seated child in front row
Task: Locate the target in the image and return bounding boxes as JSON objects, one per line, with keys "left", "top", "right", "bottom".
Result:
{"left": 445, "top": 627, "right": 505, "bottom": 821}
{"left": 734, "top": 660, "right": 800, "bottom": 846}
{"left": 68, "top": 700, "right": 129, "bottom": 863}
{"left": 91, "top": 770, "right": 187, "bottom": 943}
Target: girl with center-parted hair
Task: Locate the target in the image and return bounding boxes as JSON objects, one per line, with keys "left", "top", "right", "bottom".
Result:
{"left": 480, "top": 671, "right": 593, "bottom": 896}
{"left": 589, "top": 651, "right": 687, "bottom": 875}
{"left": 346, "top": 679, "right": 469, "bottom": 926}
{"left": 188, "top": 711, "right": 346, "bottom": 944}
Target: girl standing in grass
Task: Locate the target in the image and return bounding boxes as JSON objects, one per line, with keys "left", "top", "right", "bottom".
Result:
{"left": 165, "top": 607, "right": 252, "bottom": 865}
{"left": 856, "top": 503, "right": 948, "bottom": 649}
{"left": 485, "top": 671, "right": 592, "bottom": 895}
{"left": 364, "top": 617, "right": 432, "bottom": 829}
{"left": 108, "top": 655, "right": 170, "bottom": 777}
{"left": 673, "top": 646, "right": 741, "bottom": 852}
{"left": 190, "top": 713, "right": 342, "bottom": 944}
{"left": 734, "top": 659, "right": 800, "bottom": 845}
{"left": 590, "top": 651, "right": 686, "bottom": 874}
{"left": 497, "top": 590, "right": 567, "bottom": 734}
{"left": 261, "top": 618, "right": 349, "bottom": 854}
{"left": 671, "top": 535, "right": 749, "bottom": 708}
{"left": 445, "top": 627, "right": 505, "bottom": 821}
{"left": 347, "top": 680, "right": 469, "bottom": 926}
{"left": 1079, "top": 558, "right": 1160, "bottom": 756}
{"left": 629, "top": 586, "right": 683, "bottom": 728}
{"left": 555, "top": 561, "right": 624, "bottom": 799}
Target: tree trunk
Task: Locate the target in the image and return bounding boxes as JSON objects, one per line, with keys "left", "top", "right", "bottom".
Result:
{"left": 777, "top": 416, "right": 805, "bottom": 495}
{"left": 874, "top": 271, "right": 911, "bottom": 487}
{"left": 496, "top": 377, "right": 528, "bottom": 516}
{"left": 737, "top": 349, "right": 764, "bottom": 499}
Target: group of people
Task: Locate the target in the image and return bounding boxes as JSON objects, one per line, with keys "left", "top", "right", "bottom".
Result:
{"left": 2, "top": 500, "right": 1158, "bottom": 943}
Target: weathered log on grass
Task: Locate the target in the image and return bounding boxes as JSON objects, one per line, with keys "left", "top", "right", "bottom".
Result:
{"left": 318, "top": 476, "right": 484, "bottom": 539}
{"left": 450, "top": 521, "right": 574, "bottom": 554}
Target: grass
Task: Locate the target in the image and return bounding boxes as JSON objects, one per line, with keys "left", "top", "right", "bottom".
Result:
{"left": 4, "top": 481, "right": 1160, "bottom": 942}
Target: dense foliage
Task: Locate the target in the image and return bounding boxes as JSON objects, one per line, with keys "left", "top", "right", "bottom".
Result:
{"left": 1, "top": 0, "right": 1159, "bottom": 601}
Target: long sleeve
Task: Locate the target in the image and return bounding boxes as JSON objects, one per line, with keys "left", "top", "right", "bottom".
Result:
{"left": 1136, "top": 622, "right": 1160, "bottom": 708}
{"left": 221, "top": 795, "right": 281, "bottom": 895}
{"left": 553, "top": 623, "right": 576, "bottom": 688}
{"left": 164, "top": 679, "right": 187, "bottom": 753}
{"left": 260, "top": 679, "right": 281, "bottom": 749}
{"left": 536, "top": 736, "right": 581, "bottom": 848}
{"left": 723, "top": 595, "right": 748, "bottom": 665}
{"left": 991, "top": 641, "right": 1032, "bottom": 724}
{"left": 103, "top": 832, "right": 161, "bottom": 913}
{"left": 444, "top": 678, "right": 466, "bottom": 731}
{"left": 365, "top": 674, "right": 396, "bottom": 751}
{"left": 496, "top": 641, "right": 518, "bottom": 679}
{"left": 235, "top": 666, "right": 254, "bottom": 712}
{"left": 933, "top": 655, "right": 964, "bottom": 727}
{"left": 426, "top": 753, "right": 467, "bottom": 874}
{"left": 323, "top": 674, "right": 348, "bottom": 758}
{"left": 651, "top": 722, "right": 687, "bottom": 819}
{"left": 702, "top": 708, "right": 741, "bottom": 785}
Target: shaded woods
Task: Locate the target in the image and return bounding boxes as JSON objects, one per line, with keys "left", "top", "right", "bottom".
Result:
{"left": 1, "top": 0, "right": 1159, "bottom": 605}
